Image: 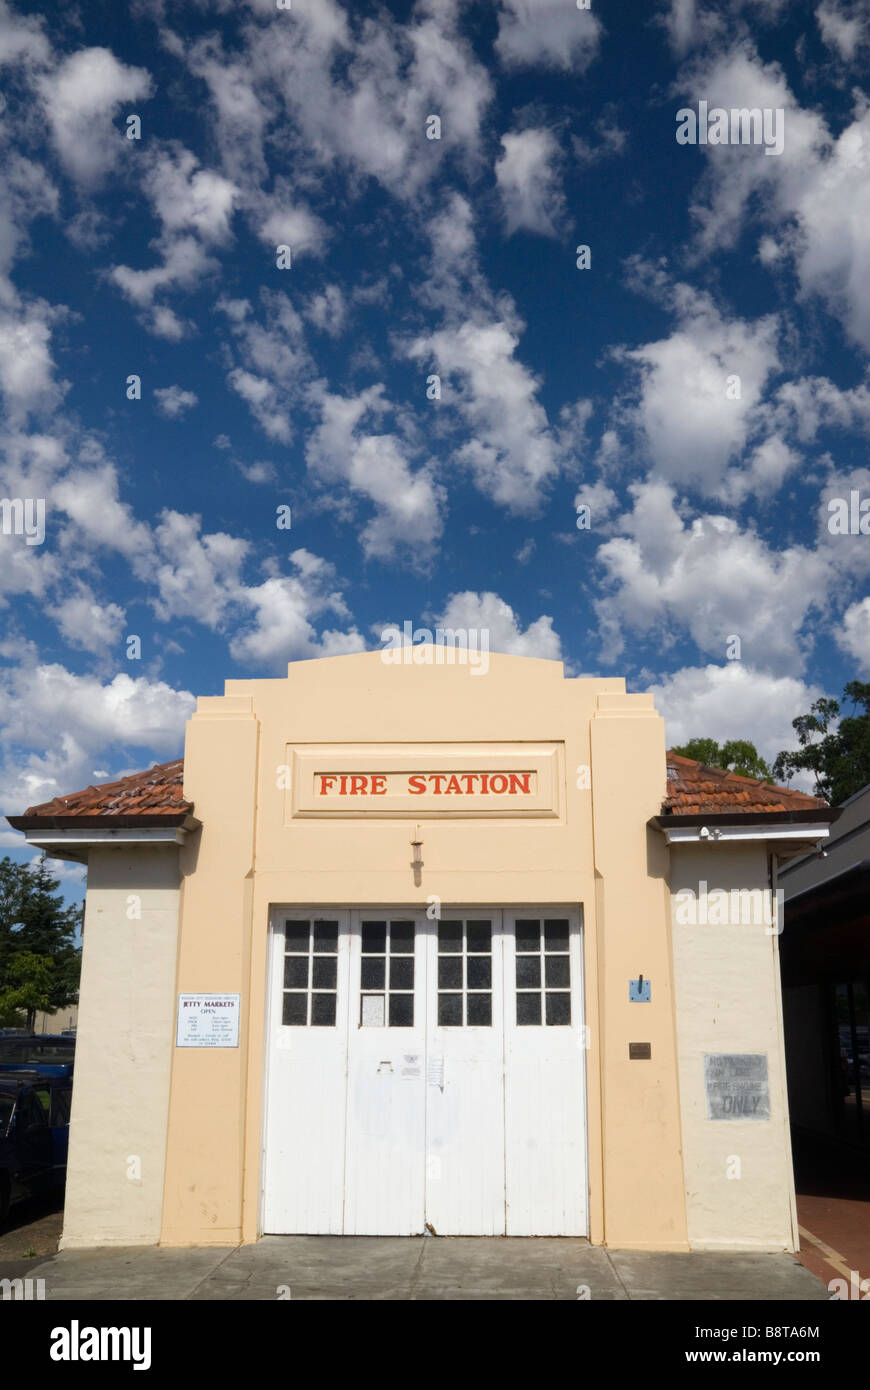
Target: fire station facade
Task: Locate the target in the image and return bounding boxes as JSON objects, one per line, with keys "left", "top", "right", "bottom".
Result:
{"left": 8, "top": 650, "right": 836, "bottom": 1251}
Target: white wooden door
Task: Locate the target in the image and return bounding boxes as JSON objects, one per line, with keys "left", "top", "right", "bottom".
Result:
{"left": 503, "top": 911, "right": 587, "bottom": 1235}
{"left": 343, "top": 914, "right": 427, "bottom": 1234}
{"left": 263, "top": 912, "right": 351, "bottom": 1234}
{"left": 263, "top": 907, "right": 587, "bottom": 1236}
{"left": 425, "top": 913, "right": 506, "bottom": 1234}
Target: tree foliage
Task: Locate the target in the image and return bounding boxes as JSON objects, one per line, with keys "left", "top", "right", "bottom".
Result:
{"left": 773, "top": 681, "right": 870, "bottom": 806}
{"left": 670, "top": 737, "right": 773, "bottom": 782}
{"left": 0, "top": 856, "right": 82, "bottom": 1029}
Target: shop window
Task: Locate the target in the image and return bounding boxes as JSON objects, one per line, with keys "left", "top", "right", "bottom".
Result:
{"left": 360, "top": 919, "right": 415, "bottom": 1027}
{"left": 515, "top": 918, "right": 571, "bottom": 1025}
{"left": 282, "top": 919, "right": 338, "bottom": 1026}
{"left": 437, "top": 919, "right": 493, "bottom": 1027}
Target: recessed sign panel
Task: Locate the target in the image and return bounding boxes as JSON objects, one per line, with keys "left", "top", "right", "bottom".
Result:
{"left": 287, "top": 743, "right": 563, "bottom": 819}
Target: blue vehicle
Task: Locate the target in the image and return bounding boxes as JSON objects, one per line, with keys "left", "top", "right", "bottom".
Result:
{"left": 0, "top": 1072, "right": 72, "bottom": 1225}
{"left": 0, "top": 1035, "right": 74, "bottom": 1080}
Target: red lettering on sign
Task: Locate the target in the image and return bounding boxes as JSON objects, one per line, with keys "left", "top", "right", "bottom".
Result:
{"left": 371, "top": 775, "right": 387, "bottom": 794}
{"left": 508, "top": 772, "right": 531, "bottom": 794}
{"left": 350, "top": 775, "right": 368, "bottom": 794}
{"left": 408, "top": 775, "right": 426, "bottom": 794}
{"left": 489, "top": 774, "right": 508, "bottom": 794}
{"left": 318, "top": 775, "right": 336, "bottom": 795}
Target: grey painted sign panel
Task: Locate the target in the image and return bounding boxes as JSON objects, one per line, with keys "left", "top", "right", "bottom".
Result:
{"left": 704, "top": 1053, "right": 770, "bottom": 1120}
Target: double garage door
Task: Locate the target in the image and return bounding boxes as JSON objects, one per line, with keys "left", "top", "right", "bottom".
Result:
{"left": 263, "top": 908, "right": 587, "bottom": 1235}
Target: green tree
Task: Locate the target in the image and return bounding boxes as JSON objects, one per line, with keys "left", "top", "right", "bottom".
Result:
{"left": 0, "top": 856, "right": 82, "bottom": 1030}
{"left": 0, "top": 953, "right": 56, "bottom": 1029}
{"left": 671, "top": 738, "right": 773, "bottom": 782}
{"left": 773, "top": 681, "right": 870, "bottom": 805}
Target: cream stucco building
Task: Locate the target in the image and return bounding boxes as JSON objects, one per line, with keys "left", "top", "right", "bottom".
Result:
{"left": 8, "top": 649, "right": 837, "bottom": 1251}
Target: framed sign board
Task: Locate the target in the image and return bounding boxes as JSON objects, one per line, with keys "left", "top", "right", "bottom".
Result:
{"left": 176, "top": 993, "right": 241, "bottom": 1048}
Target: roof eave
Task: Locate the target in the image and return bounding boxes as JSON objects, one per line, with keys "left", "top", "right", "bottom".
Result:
{"left": 4, "top": 813, "right": 200, "bottom": 864}
{"left": 651, "top": 808, "right": 839, "bottom": 845}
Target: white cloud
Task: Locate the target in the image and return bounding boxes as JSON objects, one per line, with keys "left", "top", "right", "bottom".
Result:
{"left": 110, "top": 235, "right": 218, "bottom": 315}
{"left": 0, "top": 155, "right": 58, "bottom": 283}
{"left": 0, "top": 1, "right": 50, "bottom": 69}
{"left": 495, "top": 127, "right": 566, "bottom": 238}
{"left": 406, "top": 317, "right": 561, "bottom": 513}
{"left": 684, "top": 43, "right": 870, "bottom": 353}
{"left": 306, "top": 386, "right": 445, "bottom": 567}
{"left": 230, "top": 549, "right": 365, "bottom": 671}
{"left": 573, "top": 480, "right": 619, "bottom": 522}
{"left": 185, "top": 0, "right": 492, "bottom": 203}
{"left": 648, "top": 661, "right": 823, "bottom": 767}
{"left": 154, "top": 385, "right": 198, "bottom": 418}
{"left": 612, "top": 269, "right": 782, "bottom": 495}
{"left": 816, "top": 1, "right": 868, "bottom": 61}
{"left": 836, "top": 596, "right": 870, "bottom": 673}
{"left": 495, "top": 0, "right": 602, "bottom": 71}
{"left": 0, "top": 659, "right": 194, "bottom": 814}
{"left": 54, "top": 464, "right": 153, "bottom": 564}
{"left": 49, "top": 587, "right": 126, "bottom": 655}
{"left": 594, "top": 480, "right": 831, "bottom": 674}
{"left": 150, "top": 509, "right": 249, "bottom": 626}
{"left": 304, "top": 284, "right": 347, "bottom": 336}
{"left": 432, "top": 590, "right": 563, "bottom": 660}
{"left": 0, "top": 295, "right": 67, "bottom": 421}
{"left": 219, "top": 290, "right": 313, "bottom": 442}
{"left": 145, "top": 144, "right": 238, "bottom": 242}
{"left": 227, "top": 367, "right": 292, "bottom": 443}
{"left": 40, "top": 47, "right": 152, "bottom": 186}
{"left": 234, "top": 458, "right": 276, "bottom": 484}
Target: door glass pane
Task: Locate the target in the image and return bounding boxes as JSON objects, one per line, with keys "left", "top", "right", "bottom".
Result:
{"left": 389, "top": 992, "right": 414, "bottom": 1027}
{"left": 313, "top": 921, "right": 338, "bottom": 952}
{"left": 438, "top": 921, "right": 462, "bottom": 953}
{"left": 515, "top": 920, "right": 540, "bottom": 952}
{"left": 437, "top": 918, "right": 493, "bottom": 1027}
{"left": 360, "top": 919, "right": 415, "bottom": 1027}
{"left": 282, "top": 919, "right": 339, "bottom": 1028}
{"left": 390, "top": 921, "right": 415, "bottom": 954}
{"left": 514, "top": 919, "right": 572, "bottom": 1026}
{"left": 362, "top": 921, "right": 386, "bottom": 953}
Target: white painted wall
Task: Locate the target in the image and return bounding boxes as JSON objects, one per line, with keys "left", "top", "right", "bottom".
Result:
{"left": 61, "top": 845, "right": 181, "bottom": 1248}
{"left": 670, "top": 843, "right": 796, "bottom": 1252}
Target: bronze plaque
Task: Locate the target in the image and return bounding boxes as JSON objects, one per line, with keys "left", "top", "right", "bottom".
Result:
{"left": 629, "top": 1042, "right": 652, "bottom": 1060}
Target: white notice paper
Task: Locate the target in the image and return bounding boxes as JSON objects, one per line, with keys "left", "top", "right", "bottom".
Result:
{"left": 176, "top": 993, "right": 240, "bottom": 1048}
{"left": 427, "top": 1055, "right": 444, "bottom": 1089}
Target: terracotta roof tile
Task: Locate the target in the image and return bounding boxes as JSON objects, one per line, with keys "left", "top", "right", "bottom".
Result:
{"left": 21, "top": 758, "right": 190, "bottom": 819}
{"left": 661, "top": 752, "right": 827, "bottom": 817}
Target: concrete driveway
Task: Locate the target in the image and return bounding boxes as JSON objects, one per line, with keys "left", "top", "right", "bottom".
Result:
{"left": 1, "top": 1237, "right": 831, "bottom": 1301}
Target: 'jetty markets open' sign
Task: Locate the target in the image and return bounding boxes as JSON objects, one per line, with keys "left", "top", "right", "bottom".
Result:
{"left": 315, "top": 771, "right": 535, "bottom": 797}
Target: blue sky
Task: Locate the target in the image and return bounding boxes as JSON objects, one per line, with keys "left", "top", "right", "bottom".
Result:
{"left": 2, "top": 0, "right": 870, "bottom": 895}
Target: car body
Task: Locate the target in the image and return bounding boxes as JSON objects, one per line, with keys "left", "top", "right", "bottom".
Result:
{"left": 0, "top": 1072, "right": 72, "bottom": 1224}
{"left": 0, "top": 1035, "right": 74, "bottom": 1080}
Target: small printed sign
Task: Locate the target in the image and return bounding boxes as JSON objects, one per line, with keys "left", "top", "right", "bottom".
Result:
{"left": 704, "top": 1053, "right": 770, "bottom": 1120}
{"left": 176, "top": 993, "right": 241, "bottom": 1048}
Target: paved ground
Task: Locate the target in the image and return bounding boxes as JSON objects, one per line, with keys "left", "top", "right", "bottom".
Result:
{"left": 793, "top": 1132, "right": 870, "bottom": 1294}
{"left": 0, "top": 1192, "right": 63, "bottom": 1260}
{"left": 0, "top": 1237, "right": 830, "bottom": 1301}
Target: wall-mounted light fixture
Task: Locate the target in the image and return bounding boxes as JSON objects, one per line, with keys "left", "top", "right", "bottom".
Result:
{"left": 410, "top": 824, "right": 423, "bottom": 871}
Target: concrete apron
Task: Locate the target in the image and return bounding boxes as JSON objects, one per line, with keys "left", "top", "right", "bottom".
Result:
{"left": 1, "top": 1238, "right": 831, "bottom": 1301}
